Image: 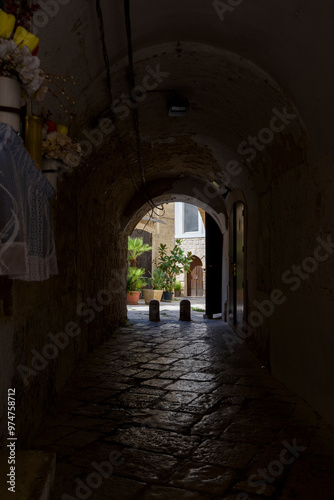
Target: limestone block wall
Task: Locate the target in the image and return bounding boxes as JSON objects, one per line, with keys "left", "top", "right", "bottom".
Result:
{"left": 151, "top": 203, "right": 175, "bottom": 270}
{"left": 0, "top": 166, "right": 128, "bottom": 448}
{"left": 134, "top": 203, "right": 176, "bottom": 279}
{"left": 177, "top": 237, "right": 206, "bottom": 295}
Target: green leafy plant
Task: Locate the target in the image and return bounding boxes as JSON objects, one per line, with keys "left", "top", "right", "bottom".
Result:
{"left": 147, "top": 268, "right": 165, "bottom": 290}
{"left": 127, "top": 237, "right": 152, "bottom": 267}
{"left": 127, "top": 267, "right": 146, "bottom": 294}
{"left": 174, "top": 281, "right": 182, "bottom": 291}
{"left": 157, "top": 239, "right": 193, "bottom": 292}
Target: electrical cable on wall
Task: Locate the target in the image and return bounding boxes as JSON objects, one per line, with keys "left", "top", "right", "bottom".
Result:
{"left": 95, "top": 0, "right": 139, "bottom": 193}
{"left": 95, "top": 0, "right": 164, "bottom": 221}
{"left": 123, "top": 0, "right": 165, "bottom": 218}
{"left": 123, "top": 0, "right": 144, "bottom": 186}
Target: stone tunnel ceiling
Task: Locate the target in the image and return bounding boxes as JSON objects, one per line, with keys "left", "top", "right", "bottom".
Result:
{"left": 73, "top": 42, "right": 309, "bottom": 225}
{"left": 38, "top": 0, "right": 333, "bottom": 156}
{"left": 36, "top": 0, "right": 317, "bottom": 223}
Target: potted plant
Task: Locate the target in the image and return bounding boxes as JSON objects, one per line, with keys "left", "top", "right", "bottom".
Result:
{"left": 174, "top": 280, "right": 182, "bottom": 297}
{"left": 157, "top": 239, "right": 193, "bottom": 302}
{"left": 127, "top": 267, "right": 146, "bottom": 305}
{"left": 126, "top": 237, "right": 152, "bottom": 305}
{"left": 143, "top": 268, "right": 165, "bottom": 304}
{"left": 127, "top": 236, "right": 152, "bottom": 267}
{"left": 162, "top": 276, "right": 176, "bottom": 302}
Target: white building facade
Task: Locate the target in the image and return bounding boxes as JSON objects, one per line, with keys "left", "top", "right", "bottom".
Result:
{"left": 174, "top": 202, "right": 206, "bottom": 296}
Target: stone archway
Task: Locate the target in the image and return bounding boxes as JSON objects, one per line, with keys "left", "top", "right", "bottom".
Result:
{"left": 122, "top": 184, "right": 228, "bottom": 310}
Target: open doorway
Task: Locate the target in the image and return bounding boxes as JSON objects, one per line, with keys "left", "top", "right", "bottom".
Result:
{"left": 122, "top": 183, "right": 228, "bottom": 321}
{"left": 205, "top": 213, "right": 223, "bottom": 318}
{"left": 127, "top": 202, "right": 208, "bottom": 315}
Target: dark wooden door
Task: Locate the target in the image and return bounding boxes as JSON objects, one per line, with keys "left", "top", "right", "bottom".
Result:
{"left": 131, "top": 229, "right": 152, "bottom": 278}
{"left": 187, "top": 256, "right": 203, "bottom": 296}
{"left": 205, "top": 213, "right": 223, "bottom": 317}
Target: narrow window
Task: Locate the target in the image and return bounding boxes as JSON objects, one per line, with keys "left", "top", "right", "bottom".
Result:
{"left": 184, "top": 204, "right": 198, "bottom": 232}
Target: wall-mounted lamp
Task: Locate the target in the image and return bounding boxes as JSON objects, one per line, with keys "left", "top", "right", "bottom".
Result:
{"left": 167, "top": 95, "right": 189, "bottom": 117}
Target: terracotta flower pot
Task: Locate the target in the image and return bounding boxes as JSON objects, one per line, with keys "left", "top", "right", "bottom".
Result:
{"left": 127, "top": 291, "right": 141, "bottom": 305}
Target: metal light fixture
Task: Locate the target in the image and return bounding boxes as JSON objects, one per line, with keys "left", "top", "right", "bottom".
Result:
{"left": 167, "top": 95, "right": 189, "bottom": 116}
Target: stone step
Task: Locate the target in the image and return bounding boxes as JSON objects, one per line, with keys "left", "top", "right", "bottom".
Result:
{"left": 0, "top": 450, "right": 56, "bottom": 500}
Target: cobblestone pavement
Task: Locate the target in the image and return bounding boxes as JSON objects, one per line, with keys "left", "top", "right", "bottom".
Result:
{"left": 34, "top": 308, "right": 334, "bottom": 499}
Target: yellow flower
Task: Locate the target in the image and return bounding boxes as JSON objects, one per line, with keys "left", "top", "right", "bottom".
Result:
{"left": 57, "top": 124, "right": 68, "bottom": 135}
{"left": 0, "top": 9, "right": 15, "bottom": 39}
{"left": 13, "top": 26, "right": 39, "bottom": 53}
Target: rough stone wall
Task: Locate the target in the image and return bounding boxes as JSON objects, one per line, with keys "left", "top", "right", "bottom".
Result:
{"left": 150, "top": 203, "right": 175, "bottom": 270}
{"left": 0, "top": 157, "right": 129, "bottom": 448}
{"left": 178, "top": 237, "right": 206, "bottom": 264}
{"left": 76, "top": 166, "right": 128, "bottom": 351}
{"left": 267, "top": 152, "right": 334, "bottom": 423}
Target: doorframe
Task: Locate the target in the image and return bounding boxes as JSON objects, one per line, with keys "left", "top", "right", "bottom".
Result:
{"left": 227, "top": 196, "right": 248, "bottom": 327}
{"left": 205, "top": 213, "right": 223, "bottom": 318}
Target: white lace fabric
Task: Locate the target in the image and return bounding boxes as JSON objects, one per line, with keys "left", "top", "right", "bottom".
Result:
{"left": 0, "top": 122, "right": 58, "bottom": 281}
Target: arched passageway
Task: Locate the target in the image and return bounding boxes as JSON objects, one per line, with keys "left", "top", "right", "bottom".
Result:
{"left": 2, "top": 3, "right": 334, "bottom": 460}
{"left": 123, "top": 184, "right": 229, "bottom": 320}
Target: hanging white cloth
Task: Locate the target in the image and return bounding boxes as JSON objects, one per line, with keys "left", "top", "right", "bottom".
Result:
{"left": 0, "top": 122, "right": 58, "bottom": 281}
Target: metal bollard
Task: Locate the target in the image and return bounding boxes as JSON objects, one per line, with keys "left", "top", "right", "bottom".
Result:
{"left": 149, "top": 299, "right": 160, "bottom": 322}
{"left": 180, "top": 299, "right": 191, "bottom": 321}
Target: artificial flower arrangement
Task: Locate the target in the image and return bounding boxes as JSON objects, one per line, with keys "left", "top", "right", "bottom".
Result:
{"left": 42, "top": 121, "right": 82, "bottom": 169}
{"left": 0, "top": 8, "right": 48, "bottom": 103}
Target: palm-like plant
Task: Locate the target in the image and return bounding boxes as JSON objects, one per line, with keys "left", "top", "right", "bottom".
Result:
{"left": 128, "top": 237, "right": 152, "bottom": 267}
{"left": 127, "top": 267, "right": 147, "bottom": 293}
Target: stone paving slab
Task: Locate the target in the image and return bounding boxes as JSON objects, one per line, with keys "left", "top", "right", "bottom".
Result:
{"left": 107, "top": 427, "right": 200, "bottom": 458}
{"left": 170, "top": 462, "right": 237, "bottom": 495}
{"left": 32, "top": 313, "right": 334, "bottom": 499}
{"left": 191, "top": 406, "right": 242, "bottom": 437}
{"left": 192, "top": 440, "right": 260, "bottom": 469}
{"left": 141, "top": 485, "right": 210, "bottom": 499}
{"left": 221, "top": 422, "right": 278, "bottom": 445}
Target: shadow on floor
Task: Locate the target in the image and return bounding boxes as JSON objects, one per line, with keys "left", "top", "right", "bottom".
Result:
{"left": 34, "top": 317, "right": 334, "bottom": 499}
